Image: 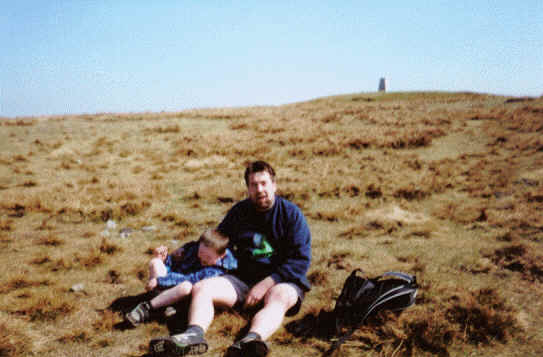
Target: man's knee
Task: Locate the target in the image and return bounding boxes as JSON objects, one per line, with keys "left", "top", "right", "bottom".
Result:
{"left": 191, "top": 277, "right": 238, "bottom": 307}
{"left": 176, "top": 281, "right": 192, "bottom": 295}
{"left": 191, "top": 279, "right": 213, "bottom": 297}
{"left": 265, "top": 284, "right": 298, "bottom": 310}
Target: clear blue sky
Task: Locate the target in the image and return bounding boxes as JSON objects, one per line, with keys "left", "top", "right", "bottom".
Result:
{"left": 1, "top": 1, "right": 542, "bottom": 117}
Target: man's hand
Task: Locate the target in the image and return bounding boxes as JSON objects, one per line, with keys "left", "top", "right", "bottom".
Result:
{"left": 244, "top": 276, "right": 276, "bottom": 308}
{"left": 153, "top": 246, "right": 168, "bottom": 261}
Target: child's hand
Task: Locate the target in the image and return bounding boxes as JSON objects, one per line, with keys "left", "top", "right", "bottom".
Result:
{"left": 153, "top": 246, "right": 168, "bottom": 261}
{"left": 145, "top": 278, "right": 158, "bottom": 291}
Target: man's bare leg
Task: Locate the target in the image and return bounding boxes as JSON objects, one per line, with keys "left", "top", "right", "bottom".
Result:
{"left": 248, "top": 283, "right": 299, "bottom": 340}
{"left": 187, "top": 276, "right": 239, "bottom": 331}
{"left": 224, "top": 283, "right": 299, "bottom": 357}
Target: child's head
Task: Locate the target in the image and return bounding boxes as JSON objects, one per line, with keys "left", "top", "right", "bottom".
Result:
{"left": 197, "top": 229, "right": 229, "bottom": 266}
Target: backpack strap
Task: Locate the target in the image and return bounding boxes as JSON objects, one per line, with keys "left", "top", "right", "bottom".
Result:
{"left": 361, "top": 282, "right": 418, "bottom": 322}
{"left": 380, "top": 271, "right": 416, "bottom": 284}
{"left": 324, "top": 324, "right": 360, "bottom": 357}
{"left": 338, "top": 268, "right": 371, "bottom": 304}
{"left": 350, "top": 268, "right": 365, "bottom": 277}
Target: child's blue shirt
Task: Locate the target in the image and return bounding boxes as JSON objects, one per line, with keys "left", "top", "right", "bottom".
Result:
{"left": 156, "top": 241, "right": 237, "bottom": 288}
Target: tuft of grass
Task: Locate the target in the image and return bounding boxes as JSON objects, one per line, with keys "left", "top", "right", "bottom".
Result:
{"left": 37, "top": 234, "right": 64, "bottom": 247}
{"left": 0, "top": 322, "right": 31, "bottom": 357}
{"left": 384, "top": 128, "right": 445, "bottom": 149}
{"left": 3, "top": 119, "right": 36, "bottom": 126}
{"left": 106, "top": 269, "right": 122, "bottom": 284}
{"left": 30, "top": 255, "right": 52, "bottom": 266}
{"left": 145, "top": 124, "right": 181, "bottom": 134}
{"left": 485, "top": 244, "right": 543, "bottom": 282}
{"left": 307, "top": 269, "right": 329, "bottom": 286}
{"left": 92, "top": 310, "right": 119, "bottom": 332}
{"left": 0, "top": 219, "right": 13, "bottom": 231}
{"left": 56, "top": 330, "right": 91, "bottom": 344}
{"left": 0, "top": 277, "right": 50, "bottom": 294}
{"left": 394, "top": 185, "right": 429, "bottom": 201}
{"left": 74, "top": 252, "right": 103, "bottom": 269}
{"left": 99, "top": 239, "right": 122, "bottom": 255}
{"left": 443, "top": 288, "right": 519, "bottom": 345}
{"left": 15, "top": 297, "right": 75, "bottom": 322}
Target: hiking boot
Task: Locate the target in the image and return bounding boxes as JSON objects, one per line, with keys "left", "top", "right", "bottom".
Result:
{"left": 125, "top": 301, "right": 151, "bottom": 327}
{"left": 225, "top": 333, "right": 269, "bottom": 357}
{"left": 149, "top": 332, "right": 208, "bottom": 356}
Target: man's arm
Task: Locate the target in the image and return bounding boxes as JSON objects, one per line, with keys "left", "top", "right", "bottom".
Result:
{"left": 217, "top": 201, "right": 243, "bottom": 240}
{"left": 246, "top": 204, "right": 312, "bottom": 306}
{"left": 269, "top": 206, "right": 312, "bottom": 291}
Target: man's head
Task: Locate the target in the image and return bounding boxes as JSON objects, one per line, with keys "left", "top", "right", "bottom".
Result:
{"left": 244, "top": 160, "right": 277, "bottom": 212}
{"left": 198, "top": 229, "right": 229, "bottom": 266}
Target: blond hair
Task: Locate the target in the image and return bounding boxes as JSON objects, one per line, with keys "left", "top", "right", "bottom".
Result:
{"left": 199, "top": 229, "right": 229, "bottom": 255}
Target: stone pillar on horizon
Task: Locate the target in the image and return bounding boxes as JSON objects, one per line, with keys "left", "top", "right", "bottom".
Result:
{"left": 378, "top": 77, "right": 386, "bottom": 92}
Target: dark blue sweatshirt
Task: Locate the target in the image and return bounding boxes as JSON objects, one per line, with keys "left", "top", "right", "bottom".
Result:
{"left": 218, "top": 196, "right": 312, "bottom": 291}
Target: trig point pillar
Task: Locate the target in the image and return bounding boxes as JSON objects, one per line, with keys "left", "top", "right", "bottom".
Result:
{"left": 378, "top": 77, "right": 386, "bottom": 92}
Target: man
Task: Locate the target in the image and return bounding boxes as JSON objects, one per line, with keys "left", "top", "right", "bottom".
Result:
{"left": 149, "top": 160, "right": 312, "bottom": 357}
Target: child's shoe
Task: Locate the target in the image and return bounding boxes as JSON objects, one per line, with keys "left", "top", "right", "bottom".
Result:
{"left": 125, "top": 301, "right": 151, "bottom": 327}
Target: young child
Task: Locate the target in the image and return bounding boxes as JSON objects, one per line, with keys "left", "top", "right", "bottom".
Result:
{"left": 126, "top": 229, "right": 237, "bottom": 326}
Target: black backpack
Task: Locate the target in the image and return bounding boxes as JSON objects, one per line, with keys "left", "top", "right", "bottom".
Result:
{"left": 325, "top": 269, "right": 418, "bottom": 356}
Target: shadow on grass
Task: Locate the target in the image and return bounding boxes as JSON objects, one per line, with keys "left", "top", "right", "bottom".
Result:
{"left": 285, "top": 309, "right": 336, "bottom": 340}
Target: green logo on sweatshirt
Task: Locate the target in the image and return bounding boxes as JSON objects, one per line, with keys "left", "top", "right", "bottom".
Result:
{"left": 252, "top": 233, "right": 274, "bottom": 258}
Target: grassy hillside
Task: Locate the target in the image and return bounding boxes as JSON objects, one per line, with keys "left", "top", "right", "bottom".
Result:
{"left": 1, "top": 92, "right": 542, "bottom": 356}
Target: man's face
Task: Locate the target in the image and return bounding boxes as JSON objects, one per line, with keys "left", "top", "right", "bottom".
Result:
{"left": 247, "top": 171, "right": 277, "bottom": 212}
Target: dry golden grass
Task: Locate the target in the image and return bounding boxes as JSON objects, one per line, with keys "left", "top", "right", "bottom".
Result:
{"left": 1, "top": 92, "right": 542, "bottom": 356}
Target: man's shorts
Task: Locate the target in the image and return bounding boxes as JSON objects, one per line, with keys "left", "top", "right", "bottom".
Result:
{"left": 223, "top": 274, "right": 304, "bottom": 316}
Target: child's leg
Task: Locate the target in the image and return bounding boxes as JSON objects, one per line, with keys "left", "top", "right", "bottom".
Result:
{"left": 150, "top": 281, "right": 193, "bottom": 309}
